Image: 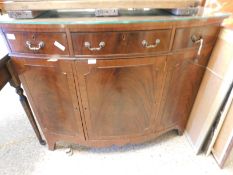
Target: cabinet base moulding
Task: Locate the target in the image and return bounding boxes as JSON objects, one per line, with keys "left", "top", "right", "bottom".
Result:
{"left": 44, "top": 126, "right": 183, "bottom": 151}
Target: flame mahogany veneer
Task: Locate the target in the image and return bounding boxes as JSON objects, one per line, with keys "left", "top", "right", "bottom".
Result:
{"left": 0, "top": 17, "right": 224, "bottom": 150}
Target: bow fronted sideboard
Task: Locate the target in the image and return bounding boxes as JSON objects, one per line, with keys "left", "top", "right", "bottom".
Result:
{"left": 0, "top": 11, "right": 228, "bottom": 150}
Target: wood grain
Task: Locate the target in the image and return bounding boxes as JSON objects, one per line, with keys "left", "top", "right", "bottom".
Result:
{"left": 75, "top": 56, "right": 166, "bottom": 140}
{"left": 159, "top": 45, "right": 213, "bottom": 133}
{"left": 11, "top": 57, "right": 85, "bottom": 149}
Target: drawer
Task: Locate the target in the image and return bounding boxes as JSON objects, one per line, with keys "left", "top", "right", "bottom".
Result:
{"left": 72, "top": 32, "right": 126, "bottom": 55}
{"left": 173, "top": 24, "right": 220, "bottom": 50}
{"left": 71, "top": 30, "right": 171, "bottom": 55}
{"left": 4, "top": 32, "right": 69, "bottom": 55}
{"left": 126, "top": 30, "right": 171, "bottom": 54}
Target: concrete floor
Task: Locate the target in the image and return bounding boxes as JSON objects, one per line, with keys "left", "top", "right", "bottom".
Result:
{"left": 0, "top": 84, "right": 233, "bottom": 175}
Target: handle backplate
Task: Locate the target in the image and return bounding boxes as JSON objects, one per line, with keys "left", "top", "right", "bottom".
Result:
{"left": 142, "top": 39, "right": 160, "bottom": 48}
{"left": 84, "top": 41, "right": 105, "bottom": 51}
{"left": 26, "top": 41, "right": 45, "bottom": 51}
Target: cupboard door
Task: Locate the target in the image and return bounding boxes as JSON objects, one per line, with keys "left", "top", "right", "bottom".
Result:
{"left": 12, "top": 58, "right": 84, "bottom": 139}
{"left": 75, "top": 57, "right": 166, "bottom": 140}
{"left": 159, "top": 46, "right": 213, "bottom": 130}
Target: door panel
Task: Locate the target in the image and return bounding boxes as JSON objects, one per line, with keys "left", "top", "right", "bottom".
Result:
{"left": 75, "top": 57, "right": 166, "bottom": 140}
{"left": 13, "top": 58, "right": 84, "bottom": 138}
{"left": 159, "top": 46, "right": 213, "bottom": 130}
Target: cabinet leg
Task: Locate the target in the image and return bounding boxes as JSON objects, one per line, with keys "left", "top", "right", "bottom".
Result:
{"left": 177, "top": 127, "right": 184, "bottom": 136}
{"left": 47, "top": 140, "right": 56, "bottom": 151}
{"left": 15, "top": 86, "right": 46, "bottom": 145}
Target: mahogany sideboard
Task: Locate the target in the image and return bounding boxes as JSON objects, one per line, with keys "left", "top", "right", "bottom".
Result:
{"left": 0, "top": 11, "right": 228, "bottom": 150}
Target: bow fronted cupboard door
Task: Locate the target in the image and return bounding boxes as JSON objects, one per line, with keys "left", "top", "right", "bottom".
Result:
{"left": 11, "top": 58, "right": 85, "bottom": 145}
{"left": 158, "top": 46, "right": 213, "bottom": 132}
{"left": 74, "top": 56, "right": 166, "bottom": 140}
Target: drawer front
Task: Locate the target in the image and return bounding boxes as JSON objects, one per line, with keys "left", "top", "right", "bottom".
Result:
{"left": 173, "top": 24, "right": 220, "bottom": 50}
{"left": 4, "top": 32, "right": 69, "bottom": 55}
{"left": 72, "top": 30, "right": 171, "bottom": 55}
{"left": 127, "top": 30, "right": 171, "bottom": 54}
{"left": 72, "top": 32, "right": 127, "bottom": 55}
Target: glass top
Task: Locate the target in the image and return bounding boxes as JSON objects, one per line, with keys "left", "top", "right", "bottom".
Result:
{"left": 0, "top": 8, "right": 230, "bottom": 25}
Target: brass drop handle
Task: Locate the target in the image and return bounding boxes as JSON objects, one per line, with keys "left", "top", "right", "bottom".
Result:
{"left": 142, "top": 39, "right": 160, "bottom": 48}
{"left": 26, "top": 41, "right": 45, "bottom": 51}
{"left": 191, "top": 35, "right": 204, "bottom": 55}
{"left": 84, "top": 41, "right": 105, "bottom": 51}
{"left": 191, "top": 35, "right": 203, "bottom": 44}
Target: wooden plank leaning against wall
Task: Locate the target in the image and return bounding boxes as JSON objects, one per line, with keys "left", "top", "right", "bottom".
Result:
{"left": 211, "top": 28, "right": 233, "bottom": 168}
{"left": 213, "top": 88, "right": 233, "bottom": 168}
